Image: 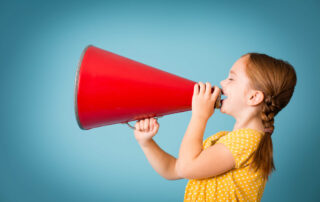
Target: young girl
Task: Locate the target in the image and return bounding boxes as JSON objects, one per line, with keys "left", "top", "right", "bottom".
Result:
{"left": 133, "top": 53, "right": 297, "bottom": 201}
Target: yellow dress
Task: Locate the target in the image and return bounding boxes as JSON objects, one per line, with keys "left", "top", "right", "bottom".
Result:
{"left": 184, "top": 128, "right": 267, "bottom": 202}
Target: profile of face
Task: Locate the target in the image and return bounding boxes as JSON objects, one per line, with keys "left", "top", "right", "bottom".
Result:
{"left": 220, "top": 55, "right": 263, "bottom": 118}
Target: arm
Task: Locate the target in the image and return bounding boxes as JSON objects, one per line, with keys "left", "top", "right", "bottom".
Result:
{"left": 139, "top": 139, "right": 181, "bottom": 180}
{"left": 176, "top": 116, "right": 235, "bottom": 179}
{"left": 134, "top": 118, "right": 182, "bottom": 180}
{"left": 177, "top": 116, "right": 206, "bottom": 171}
{"left": 176, "top": 82, "right": 235, "bottom": 179}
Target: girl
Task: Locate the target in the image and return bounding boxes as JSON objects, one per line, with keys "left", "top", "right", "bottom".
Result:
{"left": 133, "top": 53, "right": 297, "bottom": 201}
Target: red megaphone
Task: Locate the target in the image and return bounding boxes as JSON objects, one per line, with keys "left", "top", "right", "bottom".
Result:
{"left": 74, "top": 45, "right": 221, "bottom": 130}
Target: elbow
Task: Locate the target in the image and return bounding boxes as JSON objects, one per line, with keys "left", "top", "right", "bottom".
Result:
{"left": 160, "top": 171, "right": 183, "bottom": 181}
{"left": 176, "top": 161, "right": 191, "bottom": 179}
{"left": 162, "top": 162, "right": 185, "bottom": 180}
{"left": 164, "top": 175, "right": 180, "bottom": 181}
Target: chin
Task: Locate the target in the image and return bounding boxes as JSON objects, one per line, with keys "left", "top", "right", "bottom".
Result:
{"left": 220, "top": 106, "right": 227, "bottom": 114}
{"left": 220, "top": 105, "right": 231, "bottom": 116}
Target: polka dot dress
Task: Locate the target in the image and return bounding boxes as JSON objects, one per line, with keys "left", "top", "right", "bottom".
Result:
{"left": 184, "top": 128, "right": 267, "bottom": 202}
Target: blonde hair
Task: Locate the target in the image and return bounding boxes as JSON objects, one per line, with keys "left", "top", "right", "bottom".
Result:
{"left": 243, "top": 53, "right": 297, "bottom": 181}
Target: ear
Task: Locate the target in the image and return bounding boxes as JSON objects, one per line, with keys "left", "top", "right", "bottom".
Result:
{"left": 247, "top": 90, "right": 264, "bottom": 106}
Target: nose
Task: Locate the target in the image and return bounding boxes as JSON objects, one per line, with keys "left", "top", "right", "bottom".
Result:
{"left": 220, "top": 79, "right": 227, "bottom": 94}
{"left": 220, "top": 79, "right": 225, "bottom": 88}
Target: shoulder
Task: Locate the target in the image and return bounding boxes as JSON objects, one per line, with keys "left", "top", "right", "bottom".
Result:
{"left": 203, "top": 131, "right": 229, "bottom": 149}
{"left": 218, "top": 128, "right": 264, "bottom": 144}
{"left": 178, "top": 131, "right": 236, "bottom": 179}
{"left": 216, "top": 128, "right": 264, "bottom": 168}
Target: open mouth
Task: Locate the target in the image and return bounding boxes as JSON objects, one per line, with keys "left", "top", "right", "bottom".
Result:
{"left": 220, "top": 92, "right": 227, "bottom": 105}
{"left": 221, "top": 95, "right": 226, "bottom": 101}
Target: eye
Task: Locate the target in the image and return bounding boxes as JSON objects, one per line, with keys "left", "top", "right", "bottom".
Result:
{"left": 228, "top": 78, "right": 233, "bottom": 81}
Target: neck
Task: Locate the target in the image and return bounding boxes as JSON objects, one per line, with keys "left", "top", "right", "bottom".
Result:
{"left": 233, "top": 110, "right": 264, "bottom": 133}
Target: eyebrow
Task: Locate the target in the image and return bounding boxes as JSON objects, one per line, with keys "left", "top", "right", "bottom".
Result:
{"left": 230, "top": 70, "right": 237, "bottom": 76}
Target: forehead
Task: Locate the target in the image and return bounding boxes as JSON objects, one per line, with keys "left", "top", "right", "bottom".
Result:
{"left": 230, "top": 55, "right": 249, "bottom": 76}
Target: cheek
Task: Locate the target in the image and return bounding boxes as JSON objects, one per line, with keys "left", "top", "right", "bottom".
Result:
{"left": 231, "top": 88, "right": 247, "bottom": 104}
{"left": 242, "top": 87, "right": 251, "bottom": 104}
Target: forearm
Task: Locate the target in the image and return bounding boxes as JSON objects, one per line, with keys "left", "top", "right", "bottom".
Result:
{"left": 177, "top": 116, "right": 207, "bottom": 170}
{"left": 139, "top": 139, "right": 181, "bottom": 180}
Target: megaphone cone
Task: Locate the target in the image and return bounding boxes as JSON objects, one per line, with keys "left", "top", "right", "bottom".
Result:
{"left": 74, "top": 45, "right": 221, "bottom": 130}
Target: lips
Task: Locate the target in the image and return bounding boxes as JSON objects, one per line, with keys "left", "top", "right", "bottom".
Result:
{"left": 221, "top": 89, "right": 227, "bottom": 96}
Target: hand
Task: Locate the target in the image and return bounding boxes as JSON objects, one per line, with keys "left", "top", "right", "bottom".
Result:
{"left": 192, "top": 82, "right": 221, "bottom": 121}
{"left": 134, "top": 118, "right": 160, "bottom": 146}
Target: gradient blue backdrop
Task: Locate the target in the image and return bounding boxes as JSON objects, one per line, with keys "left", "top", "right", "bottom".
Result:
{"left": 1, "top": 0, "right": 319, "bottom": 201}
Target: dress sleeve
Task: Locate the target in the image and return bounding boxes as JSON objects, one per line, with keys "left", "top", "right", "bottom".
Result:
{"left": 216, "top": 130, "right": 262, "bottom": 169}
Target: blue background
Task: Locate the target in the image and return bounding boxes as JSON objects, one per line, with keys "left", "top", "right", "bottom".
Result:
{"left": 1, "top": 0, "right": 319, "bottom": 201}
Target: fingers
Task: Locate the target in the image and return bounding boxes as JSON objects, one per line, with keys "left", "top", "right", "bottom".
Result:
{"left": 140, "top": 119, "right": 146, "bottom": 131}
{"left": 150, "top": 118, "right": 157, "bottom": 131}
{"left": 211, "top": 86, "right": 221, "bottom": 101}
{"left": 205, "top": 82, "right": 211, "bottom": 96}
{"left": 195, "top": 82, "right": 220, "bottom": 100}
{"left": 144, "top": 118, "right": 149, "bottom": 131}
{"left": 134, "top": 121, "right": 140, "bottom": 131}
{"left": 194, "top": 81, "right": 206, "bottom": 95}
{"left": 152, "top": 118, "right": 159, "bottom": 132}
{"left": 135, "top": 118, "right": 159, "bottom": 132}
{"left": 194, "top": 83, "right": 199, "bottom": 95}
{"left": 198, "top": 82, "right": 205, "bottom": 94}
{"left": 195, "top": 81, "right": 212, "bottom": 95}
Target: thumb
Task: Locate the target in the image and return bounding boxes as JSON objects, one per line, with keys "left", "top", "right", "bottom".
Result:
{"left": 211, "top": 86, "right": 221, "bottom": 101}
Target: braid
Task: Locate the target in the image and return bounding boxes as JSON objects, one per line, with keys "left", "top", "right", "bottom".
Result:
{"left": 261, "top": 95, "right": 278, "bottom": 134}
{"left": 244, "top": 52, "right": 297, "bottom": 181}
{"left": 252, "top": 94, "right": 279, "bottom": 180}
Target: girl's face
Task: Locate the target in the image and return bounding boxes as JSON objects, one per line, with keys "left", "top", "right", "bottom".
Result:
{"left": 220, "top": 55, "right": 252, "bottom": 117}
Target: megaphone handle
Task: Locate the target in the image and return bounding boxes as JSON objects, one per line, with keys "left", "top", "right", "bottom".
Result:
{"left": 125, "top": 117, "right": 159, "bottom": 130}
